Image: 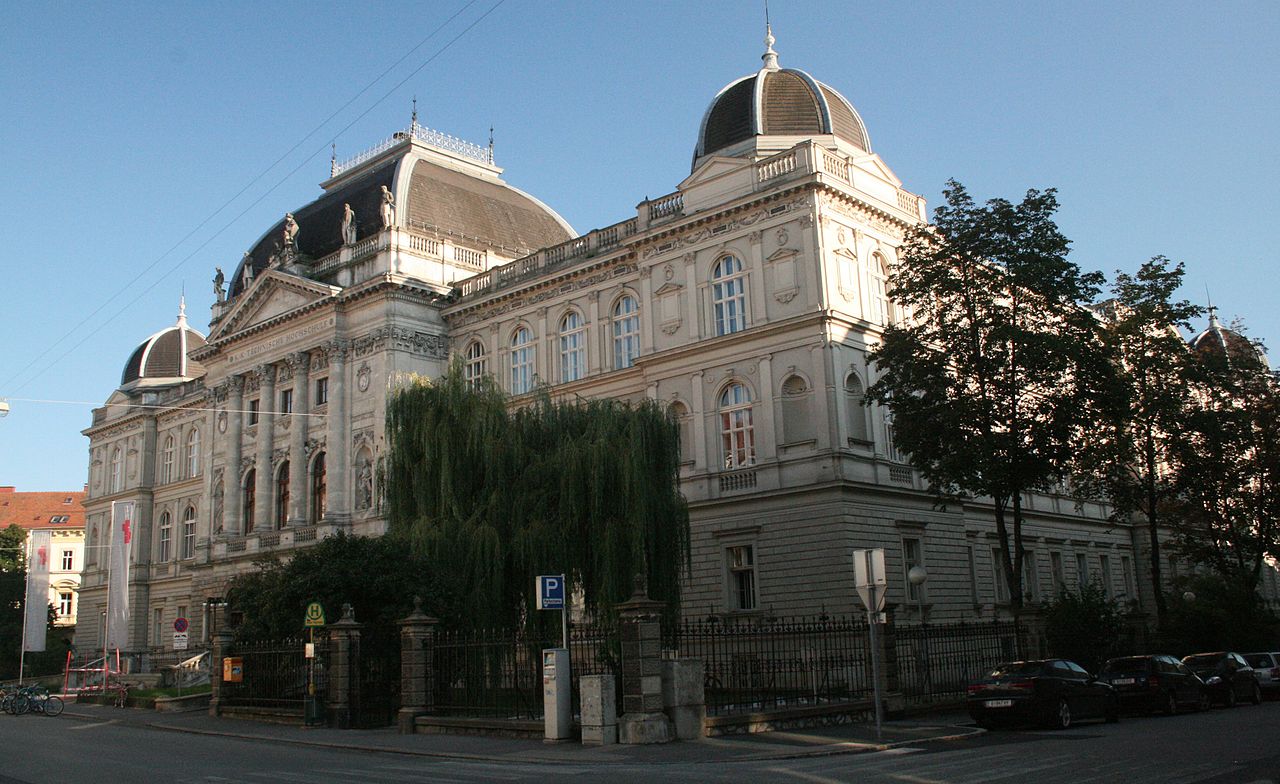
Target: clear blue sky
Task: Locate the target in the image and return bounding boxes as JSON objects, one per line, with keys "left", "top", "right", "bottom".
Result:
{"left": 1, "top": 1, "right": 1277, "bottom": 491}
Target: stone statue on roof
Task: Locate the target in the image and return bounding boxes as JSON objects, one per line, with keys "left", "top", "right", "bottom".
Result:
{"left": 213, "top": 267, "right": 225, "bottom": 302}
{"left": 380, "top": 185, "right": 396, "bottom": 228}
{"left": 283, "top": 212, "right": 300, "bottom": 250}
{"left": 342, "top": 203, "right": 357, "bottom": 245}
{"left": 242, "top": 252, "right": 254, "bottom": 286}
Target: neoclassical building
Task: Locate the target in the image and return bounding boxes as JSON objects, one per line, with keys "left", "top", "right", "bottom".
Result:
{"left": 81, "top": 34, "right": 1255, "bottom": 658}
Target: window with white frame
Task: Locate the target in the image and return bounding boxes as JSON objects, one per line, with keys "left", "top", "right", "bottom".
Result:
{"left": 992, "top": 548, "right": 1009, "bottom": 603}
{"left": 711, "top": 255, "right": 747, "bottom": 335}
{"left": 182, "top": 506, "right": 196, "bottom": 560}
{"left": 1050, "top": 551, "right": 1065, "bottom": 594}
{"left": 160, "top": 436, "right": 175, "bottom": 484}
{"left": 464, "top": 341, "right": 487, "bottom": 389}
{"left": 966, "top": 544, "right": 979, "bottom": 604}
{"left": 903, "top": 537, "right": 924, "bottom": 602}
{"left": 186, "top": 428, "right": 201, "bottom": 478}
{"left": 844, "top": 373, "right": 870, "bottom": 443}
{"left": 718, "top": 383, "right": 755, "bottom": 469}
{"left": 726, "top": 544, "right": 757, "bottom": 611}
{"left": 153, "top": 608, "right": 164, "bottom": 647}
{"left": 158, "top": 511, "right": 172, "bottom": 562}
{"left": 510, "top": 327, "right": 534, "bottom": 395}
{"left": 1120, "top": 555, "right": 1134, "bottom": 600}
{"left": 612, "top": 295, "right": 640, "bottom": 369}
{"left": 314, "top": 377, "right": 329, "bottom": 406}
{"left": 58, "top": 591, "right": 73, "bottom": 618}
{"left": 559, "top": 311, "right": 586, "bottom": 383}
{"left": 61, "top": 549, "right": 73, "bottom": 570}
{"left": 1022, "top": 550, "right": 1039, "bottom": 602}
{"left": 279, "top": 388, "right": 293, "bottom": 415}
{"left": 869, "top": 252, "right": 891, "bottom": 326}
{"left": 1076, "top": 553, "right": 1090, "bottom": 587}
{"left": 110, "top": 447, "right": 122, "bottom": 493}
{"left": 1099, "top": 554, "right": 1113, "bottom": 599}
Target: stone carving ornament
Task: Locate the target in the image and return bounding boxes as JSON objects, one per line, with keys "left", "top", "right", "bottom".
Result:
{"left": 380, "top": 185, "right": 396, "bottom": 228}
{"left": 217, "top": 411, "right": 228, "bottom": 434}
{"left": 342, "top": 203, "right": 357, "bottom": 245}
{"left": 356, "top": 362, "right": 371, "bottom": 393}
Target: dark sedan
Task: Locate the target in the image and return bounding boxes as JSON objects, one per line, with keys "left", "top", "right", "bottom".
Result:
{"left": 967, "top": 659, "right": 1119, "bottom": 730}
{"left": 1100, "top": 655, "right": 1209, "bottom": 715}
{"left": 1182, "top": 652, "right": 1262, "bottom": 707}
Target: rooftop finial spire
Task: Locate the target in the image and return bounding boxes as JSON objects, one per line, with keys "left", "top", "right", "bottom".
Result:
{"left": 1206, "top": 286, "right": 1220, "bottom": 328}
{"left": 762, "top": 3, "right": 780, "bottom": 71}
{"left": 488, "top": 125, "right": 495, "bottom": 164}
{"left": 411, "top": 96, "right": 419, "bottom": 132}
{"left": 177, "top": 292, "right": 188, "bottom": 328}
{"left": 330, "top": 143, "right": 337, "bottom": 177}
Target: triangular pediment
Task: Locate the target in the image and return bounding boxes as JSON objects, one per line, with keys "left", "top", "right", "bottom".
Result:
{"left": 766, "top": 247, "right": 800, "bottom": 264}
{"left": 653, "top": 281, "right": 684, "bottom": 297}
{"left": 848, "top": 152, "right": 903, "bottom": 188}
{"left": 679, "top": 155, "right": 749, "bottom": 190}
{"left": 833, "top": 246, "right": 858, "bottom": 261}
{"left": 210, "top": 271, "right": 339, "bottom": 341}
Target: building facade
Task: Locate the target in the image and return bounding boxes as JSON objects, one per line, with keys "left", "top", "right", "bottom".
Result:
{"left": 78, "top": 36, "right": 1274, "bottom": 659}
{"left": 0, "top": 485, "right": 86, "bottom": 628}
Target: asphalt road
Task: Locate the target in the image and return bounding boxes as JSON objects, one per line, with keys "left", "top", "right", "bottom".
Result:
{"left": 3, "top": 701, "right": 1277, "bottom": 783}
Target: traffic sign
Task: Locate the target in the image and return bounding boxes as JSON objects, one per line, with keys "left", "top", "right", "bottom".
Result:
{"left": 304, "top": 602, "right": 326, "bottom": 627}
{"left": 173, "top": 617, "right": 189, "bottom": 633}
{"left": 853, "top": 548, "right": 887, "bottom": 613}
{"left": 173, "top": 631, "right": 189, "bottom": 651}
{"left": 536, "top": 574, "right": 565, "bottom": 611}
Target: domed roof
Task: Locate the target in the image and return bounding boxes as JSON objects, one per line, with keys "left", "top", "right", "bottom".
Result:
{"left": 693, "top": 29, "right": 870, "bottom": 169}
{"left": 1189, "top": 307, "right": 1269, "bottom": 371}
{"left": 121, "top": 300, "right": 207, "bottom": 387}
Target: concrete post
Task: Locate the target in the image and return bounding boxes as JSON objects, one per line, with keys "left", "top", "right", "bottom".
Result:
{"left": 397, "top": 597, "right": 439, "bottom": 734}
{"left": 326, "top": 603, "right": 362, "bottom": 729}
{"left": 208, "top": 627, "right": 234, "bottom": 717}
{"left": 617, "top": 576, "right": 672, "bottom": 744}
{"left": 661, "top": 659, "right": 705, "bottom": 739}
{"left": 580, "top": 674, "right": 617, "bottom": 745}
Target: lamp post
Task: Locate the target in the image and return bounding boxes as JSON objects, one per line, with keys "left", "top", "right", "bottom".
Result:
{"left": 908, "top": 565, "right": 931, "bottom": 696}
{"left": 1182, "top": 591, "right": 1196, "bottom": 603}
{"left": 908, "top": 565, "right": 929, "bottom": 622}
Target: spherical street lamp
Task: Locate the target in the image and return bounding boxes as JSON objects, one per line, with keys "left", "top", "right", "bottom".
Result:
{"left": 908, "top": 565, "right": 929, "bottom": 620}
{"left": 1183, "top": 590, "right": 1196, "bottom": 603}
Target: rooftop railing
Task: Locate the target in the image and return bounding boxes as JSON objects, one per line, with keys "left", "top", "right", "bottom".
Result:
{"left": 332, "top": 122, "right": 493, "bottom": 177}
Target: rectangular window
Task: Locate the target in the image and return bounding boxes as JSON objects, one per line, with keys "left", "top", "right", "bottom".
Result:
{"left": 902, "top": 537, "right": 923, "bottom": 602}
{"left": 726, "top": 545, "right": 757, "bottom": 611}
{"left": 279, "top": 388, "right": 293, "bottom": 415}
{"left": 58, "top": 592, "right": 73, "bottom": 617}
{"left": 1050, "top": 552, "right": 1065, "bottom": 594}
{"left": 248, "top": 399, "right": 260, "bottom": 425}
{"left": 967, "top": 545, "right": 979, "bottom": 604}
{"left": 182, "top": 514, "right": 196, "bottom": 560}
{"left": 61, "top": 549, "right": 74, "bottom": 570}
{"left": 314, "top": 377, "right": 328, "bottom": 406}
{"left": 1121, "top": 556, "right": 1134, "bottom": 601}
{"left": 1022, "top": 550, "right": 1039, "bottom": 602}
{"left": 1076, "top": 553, "right": 1089, "bottom": 587}
{"left": 992, "top": 548, "right": 1009, "bottom": 604}
{"left": 1099, "top": 555, "right": 1114, "bottom": 599}
{"left": 153, "top": 608, "right": 164, "bottom": 648}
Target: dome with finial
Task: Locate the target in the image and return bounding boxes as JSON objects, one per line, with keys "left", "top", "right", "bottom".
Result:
{"left": 120, "top": 297, "right": 208, "bottom": 388}
{"left": 692, "top": 25, "right": 871, "bottom": 170}
{"left": 1189, "top": 306, "right": 1269, "bottom": 370}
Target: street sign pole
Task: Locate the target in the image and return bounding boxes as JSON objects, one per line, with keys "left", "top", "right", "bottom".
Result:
{"left": 865, "top": 583, "right": 883, "bottom": 742}
{"left": 853, "top": 548, "right": 888, "bottom": 743}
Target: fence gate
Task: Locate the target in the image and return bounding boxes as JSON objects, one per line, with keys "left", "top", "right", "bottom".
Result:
{"left": 348, "top": 630, "right": 400, "bottom": 728}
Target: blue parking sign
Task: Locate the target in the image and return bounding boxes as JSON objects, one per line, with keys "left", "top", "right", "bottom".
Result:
{"left": 537, "top": 574, "right": 565, "bottom": 610}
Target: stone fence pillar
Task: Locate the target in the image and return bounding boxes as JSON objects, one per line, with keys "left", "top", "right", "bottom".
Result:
{"left": 208, "top": 627, "right": 234, "bottom": 717}
{"left": 398, "top": 597, "right": 439, "bottom": 734}
{"left": 326, "top": 603, "right": 362, "bottom": 729}
{"left": 580, "top": 674, "right": 617, "bottom": 745}
{"left": 662, "top": 658, "right": 705, "bottom": 739}
{"left": 617, "top": 576, "right": 672, "bottom": 744}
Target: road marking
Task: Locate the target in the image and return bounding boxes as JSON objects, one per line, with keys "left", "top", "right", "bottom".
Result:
{"left": 66, "top": 719, "right": 118, "bottom": 730}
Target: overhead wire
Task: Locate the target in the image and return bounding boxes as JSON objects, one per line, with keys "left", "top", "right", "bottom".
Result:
{"left": 2, "top": 0, "right": 502, "bottom": 396}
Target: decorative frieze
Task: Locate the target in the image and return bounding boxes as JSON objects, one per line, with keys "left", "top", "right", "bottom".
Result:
{"left": 640, "top": 195, "right": 807, "bottom": 260}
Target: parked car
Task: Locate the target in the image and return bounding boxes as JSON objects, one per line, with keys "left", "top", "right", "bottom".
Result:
{"left": 1242, "top": 652, "right": 1280, "bottom": 697}
{"left": 1099, "top": 655, "right": 1209, "bottom": 715}
{"left": 1181, "top": 652, "right": 1262, "bottom": 707}
{"left": 967, "top": 659, "right": 1119, "bottom": 730}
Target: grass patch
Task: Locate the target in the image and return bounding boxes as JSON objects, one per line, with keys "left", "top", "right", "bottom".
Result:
{"left": 130, "top": 685, "right": 212, "bottom": 699}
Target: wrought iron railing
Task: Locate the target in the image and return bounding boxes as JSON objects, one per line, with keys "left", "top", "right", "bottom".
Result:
{"left": 221, "top": 636, "right": 320, "bottom": 711}
{"left": 892, "top": 620, "right": 1025, "bottom": 705}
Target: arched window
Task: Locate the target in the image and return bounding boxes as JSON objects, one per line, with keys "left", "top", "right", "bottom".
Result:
{"left": 844, "top": 373, "right": 870, "bottom": 443}
{"left": 667, "top": 401, "right": 692, "bottom": 465}
{"left": 160, "top": 436, "right": 175, "bottom": 484}
{"left": 559, "top": 311, "right": 586, "bottom": 383}
{"left": 781, "top": 375, "right": 812, "bottom": 444}
{"left": 869, "top": 252, "right": 891, "bottom": 326}
{"left": 464, "top": 341, "right": 487, "bottom": 389}
{"left": 186, "top": 428, "right": 201, "bottom": 478}
{"left": 110, "top": 448, "right": 122, "bottom": 493}
{"left": 275, "top": 461, "right": 290, "bottom": 529}
{"left": 719, "top": 383, "right": 756, "bottom": 469}
{"left": 310, "top": 452, "right": 327, "bottom": 525}
{"left": 612, "top": 295, "right": 640, "bottom": 369}
{"left": 243, "top": 469, "right": 256, "bottom": 534}
{"left": 158, "top": 511, "right": 172, "bottom": 562}
{"left": 181, "top": 506, "right": 196, "bottom": 560}
{"left": 510, "top": 327, "right": 534, "bottom": 394}
{"left": 712, "top": 255, "right": 747, "bottom": 336}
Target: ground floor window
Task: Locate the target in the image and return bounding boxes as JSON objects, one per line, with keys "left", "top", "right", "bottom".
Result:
{"left": 58, "top": 591, "right": 73, "bottom": 618}
{"left": 726, "top": 544, "right": 757, "bottom": 611}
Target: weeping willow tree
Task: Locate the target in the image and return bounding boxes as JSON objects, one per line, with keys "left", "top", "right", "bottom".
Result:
{"left": 384, "top": 363, "right": 689, "bottom": 630}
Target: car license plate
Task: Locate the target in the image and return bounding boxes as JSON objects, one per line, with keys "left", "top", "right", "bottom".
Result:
{"left": 1112, "top": 678, "right": 1135, "bottom": 685}
{"left": 984, "top": 699, "right": 1013, "bottom": 708}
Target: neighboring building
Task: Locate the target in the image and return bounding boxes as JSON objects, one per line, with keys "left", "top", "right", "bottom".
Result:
{"left": 0, "top": 485, "right": 86, "bottom": 628}
{"left": 78, "top": 32, "right": 1275, "bottom": 659}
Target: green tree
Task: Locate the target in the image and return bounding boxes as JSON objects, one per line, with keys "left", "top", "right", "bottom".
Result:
{"left": 867, "top": 181, "right": 1112, "bottom": 607}
{"left": 1163, "top": 572, "right": 1280, "bottom": 653}
{"left": 0, "top": 524, "right": 27, "bottom": 679}
{"left": 1167, "top": 332, "right": 1280, "bottom": 595}
{"left": 1042, "top": 583, "right": 1125, "bottom": 673}
{"left": 1083, "top": 257, "right": 1202, "bottom": 629}
{"left": 384, "top": 363, "right": 689, "bottom": 630}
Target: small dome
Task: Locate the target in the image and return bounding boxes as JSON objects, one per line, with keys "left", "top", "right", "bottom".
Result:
{"left": 1189, "top": 308, "right": 1269, "bottom": 371}
{"left": 121, "top": 300, "right": 207, "bottom": 387}
{"left": 693, "top": 30, "right": 870, "bottom": 169}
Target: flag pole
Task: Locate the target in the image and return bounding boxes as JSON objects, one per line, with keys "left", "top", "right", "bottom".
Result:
{"left": 103, "top": 503, "right": 114, "bottom": 690}
{"left": 18, "top": 543, "right": 30, "bottom": 686}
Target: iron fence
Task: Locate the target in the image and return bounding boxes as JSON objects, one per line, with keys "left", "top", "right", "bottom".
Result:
{"left": 893, "top": 620, "right": 1025, "bottom": 705}
{"left": 665, "top": 616, "right": 874, "bottom": 716}
{"left": 350, "top": 630, "right": 400, "bottom": 728}
{"left": 431, "top": 621, "right": 618, "bottom": 719}
{"left": 222, "top": 637, "right": 323, "bottom": 711}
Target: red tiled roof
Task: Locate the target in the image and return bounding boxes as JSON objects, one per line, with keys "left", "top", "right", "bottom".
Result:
{"left": 0, "top": 487, "right": 87, "bottom": 531}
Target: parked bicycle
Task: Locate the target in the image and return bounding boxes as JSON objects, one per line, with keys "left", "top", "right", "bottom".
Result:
{"left": 3, "top": 685, "right": 63, "bottom": 717}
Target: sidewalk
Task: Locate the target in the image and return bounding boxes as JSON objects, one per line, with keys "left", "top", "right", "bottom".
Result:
{"left": 59, "top": 702, "right": 983, "bottom": 765}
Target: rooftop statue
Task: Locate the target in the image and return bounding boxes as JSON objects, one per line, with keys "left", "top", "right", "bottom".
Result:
{"left": 380, "top": 185, "right": 396, "bottom": 228}
{"left": 342, "top": 203, "right": 357, "bottom": 245}
{"left": 213, "top": 267, "right": 225, "bottom": 302}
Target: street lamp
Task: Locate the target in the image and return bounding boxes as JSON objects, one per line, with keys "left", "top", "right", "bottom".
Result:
{"left": 908, "top": 565, "right": 929, "bottom": 622}
{"left": 908, "top": 565, "right": 931, "bottom": 696}
{"left": 1183, "top": 591, "right": 1196, "bottom": 603}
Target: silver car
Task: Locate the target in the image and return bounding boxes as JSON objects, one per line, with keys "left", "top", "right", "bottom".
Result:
{"left": 1243, "top": 652, "right": 1280, "bottom": 696}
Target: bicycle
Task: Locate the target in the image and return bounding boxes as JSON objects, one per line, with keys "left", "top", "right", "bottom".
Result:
{"left": 7, "top": 685, "right": 63, "bottom": 717}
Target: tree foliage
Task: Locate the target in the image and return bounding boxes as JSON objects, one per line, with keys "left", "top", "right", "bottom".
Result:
{"left": 383, "top": 364, "right": 689, "bottom": 630}
{"left": 1082, "top": 257, "right": 1202, "bottom": 628}
{"left": 868, "top": 180, "right": 1112, "bottom": 607}
{"left": 225, "top": 531, "right": 446, "bottom": 641}
{"left": 1042, "top": 582, "right": 1125, "bottom": 673}
{"left": 0, "top": 524, "right": 66, "bottom": 679}
{"left": 1162, "top": 572, "right": 1280, "bottom": 654}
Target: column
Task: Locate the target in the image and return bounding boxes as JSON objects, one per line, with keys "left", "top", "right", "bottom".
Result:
{"left": 810, "top": 343, "right": 832, "bottom": 451}
{"left": 756, "top": 354, "right": 777, "bottom": 462}
{"left": 254, "top": 364, "right": 276, "bottom": 530}
{"left": 683, "top": 254, "right": 699, "bottom": 342}
{"left": 223, "top": 377, "right": 244, "bottom": 536}
{"left": 690, "top": 371, "right": 706, "bottom": 470}
{"left": 326, "top": 603, "right": 362, "bottom": 729}
{"left": 638, "top": 266, "right": 654, "bottom": 356}
{"left": 747, "top": 230, "right": 767, "bottom": 325}
{"left": 397, "top": 597, "right": 439, "bottom": 734}
{"left": 286, "top": 352, "right": 309, "bottom": 525}
{"left": 535, "top": 307, "right": 549, "bottom": 385}
{"left": 587, "top": 291, "right": 602, "bottom": 375}
{"left": 209, "top": 626, "right": 234, "bottom": 717}
{"left": 325, "top": 340, "right": 351, "bottom": 522}
{"left": 617, "top": 576, "right": 672, "bottom": 744}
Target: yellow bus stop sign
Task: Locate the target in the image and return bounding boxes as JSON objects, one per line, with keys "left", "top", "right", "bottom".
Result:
{"left": 304, "top": 602, "right": 326, "bottom": 627}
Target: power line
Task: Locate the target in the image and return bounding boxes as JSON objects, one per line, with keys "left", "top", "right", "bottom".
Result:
{"left": 3, "top": 0, "right": 498, "bottom": 396}
{"left": 0, "top": 397, "right": 328, "bottom": 419}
